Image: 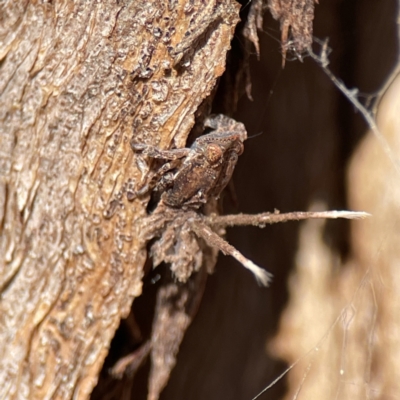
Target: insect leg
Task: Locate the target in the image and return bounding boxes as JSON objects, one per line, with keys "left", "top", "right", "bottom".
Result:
{"left": 189, "top": 217, "right": 272, "bottom": 286}
{"left": 131, "top": 142, "right": 190, "bottom": 160}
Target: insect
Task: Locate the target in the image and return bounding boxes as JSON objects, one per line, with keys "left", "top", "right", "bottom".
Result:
{"left": 110, "top": 114, "right": 367, "bottom": 386}
{"left": 131, "top": 114, "right": 272, "bottom": 285}
{"left": 130, "top": 114, "right": 368, "bottom": 286}
{"left": 131, "top": 114, "right": 246, "bottom": 210}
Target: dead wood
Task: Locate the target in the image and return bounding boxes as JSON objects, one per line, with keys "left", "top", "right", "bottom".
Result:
{"left": 2, "top": 1, "right": 397, "bottom": 400}
{"left": 0, "top": 1, "right": 240, "bottom": 399}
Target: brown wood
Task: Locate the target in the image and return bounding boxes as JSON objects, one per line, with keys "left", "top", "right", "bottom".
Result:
{"left": 0, "top": 1, "right": 239, "bottom": 399}
{"left": 1, "top": 1, "right": 398, "bottom": 400}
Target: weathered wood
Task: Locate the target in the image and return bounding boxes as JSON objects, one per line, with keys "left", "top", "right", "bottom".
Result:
{"left": 0, "top": 1, "right": 239, "bottom": 398}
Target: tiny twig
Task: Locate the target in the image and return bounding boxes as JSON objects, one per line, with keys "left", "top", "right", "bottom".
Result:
{"left": 188, "top": 216, "right": 273, "bottom": 286}
{"left": 206, "top": 210, "right": 370, "bottom": 229}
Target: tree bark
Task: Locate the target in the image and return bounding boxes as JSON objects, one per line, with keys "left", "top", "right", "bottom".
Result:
{"left": 3, "top": 1, "right": 398, "bottom": 400}
{"left": 0, "top": 1, "right": 239, "bottom": 399}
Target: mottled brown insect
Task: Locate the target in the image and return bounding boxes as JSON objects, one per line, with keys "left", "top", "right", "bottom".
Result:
{"left": 131, "top": 114, "right": 271, "bottom": 285}
{"left": 131, "top": 114, "right": 246, "bottom": 209}
{"left": 130, "top": 115, "right": 368, "bottom": 286}
{"left": 111, "top": 114, "right": 367, "bottom": 384}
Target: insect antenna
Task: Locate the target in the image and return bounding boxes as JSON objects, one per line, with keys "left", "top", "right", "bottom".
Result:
{"left": 246, "top": 131, "right": 263, "bottom": 140}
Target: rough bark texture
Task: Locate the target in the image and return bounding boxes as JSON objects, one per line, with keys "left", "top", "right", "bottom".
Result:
{"left": 0, "top": 1, "right": 239, "bottom": 399}
{"left": 268, "top": 0, "right": 316, "bottom": 61}
{"left": 1, "top": 1, "right": 398, "bottom": 400}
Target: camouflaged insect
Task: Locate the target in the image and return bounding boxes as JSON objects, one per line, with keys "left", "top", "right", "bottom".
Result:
{"left": 131, "top": 114, "right": 272, "bottom": 285}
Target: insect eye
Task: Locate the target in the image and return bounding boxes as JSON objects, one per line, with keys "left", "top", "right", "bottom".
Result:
{"left": 205, "top": 143, "right": 223, "bottom": 164}
{"left": 236, "top": 142, "right": 244, "bottom": 156}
